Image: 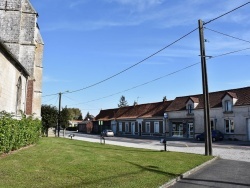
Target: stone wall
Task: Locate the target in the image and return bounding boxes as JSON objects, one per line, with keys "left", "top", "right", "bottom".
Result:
{"left": 0, "top": 0, "right": 43, "bottom": 118}
{"left": 0, "top": 43, "right": 28, "bottom": 116}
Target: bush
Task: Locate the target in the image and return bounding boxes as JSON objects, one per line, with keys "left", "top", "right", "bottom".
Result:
{"left": 0, "top": 112, "right": 41, "bottom": 154}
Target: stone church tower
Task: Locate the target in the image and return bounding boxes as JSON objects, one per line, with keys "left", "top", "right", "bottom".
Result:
{"left": 0, "top": 0, "right": 44, "bottom": 118}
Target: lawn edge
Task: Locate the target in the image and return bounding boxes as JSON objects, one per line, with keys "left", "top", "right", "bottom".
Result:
{"left": 159, "top": 156, "right": 219, "bottom": 188}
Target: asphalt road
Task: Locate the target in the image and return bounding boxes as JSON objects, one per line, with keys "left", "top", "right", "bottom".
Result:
{"left": 61, "top": 131, "right": 250, "bottom": 162}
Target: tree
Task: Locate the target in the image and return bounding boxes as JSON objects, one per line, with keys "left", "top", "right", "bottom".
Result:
{"left": 67, "top": 108, "right": 82, "bottom": 120}
{"left": 77, "top": 114, "right": 83, "bottom": 120}
{"left": 118, "top": 95, "right": 129, "bottom": 108}
{"left": 84, "top": 112, "right": 94, "bottom": 121}
{"left": 60, "top": 107, "right": 71, "bottom": 130}
{"left": 41, "top": 105, "right": 58, "bottom": 136}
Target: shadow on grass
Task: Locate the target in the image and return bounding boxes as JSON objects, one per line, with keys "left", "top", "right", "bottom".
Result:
{"left": 65, "top": 141, "right": 160, "bottom": 154}
{"left": 125, "top": 160, "right": 180, "bottom": 177}
{"left": 55, "top": 160, "right": 179, "bottom": 188}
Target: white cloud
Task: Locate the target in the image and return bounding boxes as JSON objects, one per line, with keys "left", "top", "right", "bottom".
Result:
{"left": 43, "top": 75, "right": 71, "bottom": 83}
{"left": 106, "top": 0, "right": 163, "bottom": 11}
{"left": 42, "top": 0, "right": 250, "bottom": 32}
{"left": 69, "top": 0, "right": 89, "bottom": 8}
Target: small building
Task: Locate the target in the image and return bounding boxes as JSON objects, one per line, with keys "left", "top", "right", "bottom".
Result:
{"left": 78, "top": 121, "right": 93, "bottom": 133}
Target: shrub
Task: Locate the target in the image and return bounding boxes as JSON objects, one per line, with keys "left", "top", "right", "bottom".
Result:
{"left": 0, "top": 112, "right": 41, "bottom": 154}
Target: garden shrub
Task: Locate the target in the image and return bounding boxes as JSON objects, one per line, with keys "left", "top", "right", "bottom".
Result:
{"left": 0, "top": 112, "right": 41, "bottom": 154}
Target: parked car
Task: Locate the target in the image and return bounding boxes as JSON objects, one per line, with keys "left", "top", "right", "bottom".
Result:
{"left": 101, "top": 129, "right": 114, "bottom": 137}
{"left": 196, "top": 130, "right": 224, "bottom": 142}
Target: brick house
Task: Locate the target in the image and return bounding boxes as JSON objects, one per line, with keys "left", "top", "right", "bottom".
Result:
{"left": 95, "top": 87, "right": 250, "bottom": 141}
{"left": 0, "top": 0, "right": 43, "bottom": 118}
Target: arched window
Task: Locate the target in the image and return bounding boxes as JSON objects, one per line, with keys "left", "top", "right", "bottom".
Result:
{"left": 16, "top": 77, "right": 22, "bottom": 115}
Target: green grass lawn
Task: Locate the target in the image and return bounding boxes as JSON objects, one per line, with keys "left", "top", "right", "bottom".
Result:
{"left": 0, "top": 138, "right": 213, "bottom": 188}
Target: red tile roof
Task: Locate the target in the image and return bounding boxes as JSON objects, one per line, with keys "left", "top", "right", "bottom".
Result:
{"left": 95, "top": 101, "right": 172, "bottom": 121}
{"left": 166, "top": 86, "right": 250, "bottom": 112}
{"left": 95, "top": 87, "right": 250, "bottom": 120}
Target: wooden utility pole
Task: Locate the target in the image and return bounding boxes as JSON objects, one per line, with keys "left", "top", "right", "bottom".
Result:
{"left": 198, "top": 19, "right": 212, "bottom": 156}
{"left": 57, "top": 92, "right": 62, "bottom": 137}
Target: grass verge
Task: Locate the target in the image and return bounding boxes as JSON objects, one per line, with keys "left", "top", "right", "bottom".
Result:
{"left": 0, "top": 138, "right": 213, "bottom": 188}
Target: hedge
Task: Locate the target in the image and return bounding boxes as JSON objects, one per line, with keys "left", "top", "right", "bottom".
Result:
{"left": 0, "top": 112, "right": 41, "bottom": 154}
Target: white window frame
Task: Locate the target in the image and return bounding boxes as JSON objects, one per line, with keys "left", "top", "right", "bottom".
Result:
{"left": 225, "top": 119, "right": 234, "bottom": 134}
{"left": 225, "top": 100, "right": 232, "bottom": 112}
{"left": 154, "top": 122, "right": 159, "bottom": 133}
{"left": 145, "top": 122, "right": 150, "bottom": 133}
{"left": 119, "top": 123, "right": 122, "bottom": 131}
{"left": 187, "top": 104, "right": 192, "bottom": 114}
{"left": 131, "top": 122, "right": 135, "bottom": 134}
{"left": 125, "top": 122, "right": 129, "bottom": 132}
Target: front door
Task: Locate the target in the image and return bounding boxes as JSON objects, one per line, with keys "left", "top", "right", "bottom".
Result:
{"left": 112, "top": 124, "right": 117, "bottom": 135}
{"left": 131, "top": 122, "right": 135, "bottom": 135}
{"left": 188, "top": 123, "right": 194, "bottom": 138}
{"left": 111, "top": 121, "right": 117, "bottom": 134}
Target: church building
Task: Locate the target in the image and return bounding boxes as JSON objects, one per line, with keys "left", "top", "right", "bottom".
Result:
{"left": 0, "top": 0, "right": 43, "bottom": 118}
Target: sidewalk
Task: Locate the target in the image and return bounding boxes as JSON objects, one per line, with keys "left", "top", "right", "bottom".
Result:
{"left": 169, "top": 158, "right": 250, "bottom": 188}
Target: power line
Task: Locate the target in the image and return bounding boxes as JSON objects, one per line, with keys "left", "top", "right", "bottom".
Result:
{"left": 67, "top": 62, "right": 199, "bottom": 106}
{"left": 67, "top": 47, "right": 250, "bottom": 107}
{"left": 66, "top": 28, "right": 198, "bottom": 94}
{"left": 210, "top": 47, "right": 250, "bottom": 59}
{"left": 43, "top": 2, "right": 250, "bottom": 98}
{"left": 43, "top": 28, "right": 198, "bottom": 97}
{"left": 205, "top": 27, "right": 250, "bottom": 43}
{"left": 204, "top": 2, "right": 250, "bottom": 25}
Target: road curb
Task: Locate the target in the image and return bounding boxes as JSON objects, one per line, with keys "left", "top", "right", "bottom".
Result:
{"left": 159, "top": 156, "right": 219, "bottom": 188}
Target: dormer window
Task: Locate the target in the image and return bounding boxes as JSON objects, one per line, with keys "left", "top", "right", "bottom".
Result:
{"left": 186, "top": 97, "right": 199, "bottom": 115}
{"left": 221, "top": 92, "right": 237, "bottom": 113}
{"left": 225, "top": 100, "right": 232, "bottom": 112}
{"left": 187, "top": 104, "right": 192, "bottom": 114}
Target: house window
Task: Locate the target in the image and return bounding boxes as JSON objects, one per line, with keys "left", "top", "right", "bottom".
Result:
{"left": 146, "top": 122, "right": 150, "bottom": 133}
{"left": 187, "top": 104, "right": 192, "bottom": 114}
{"left": 225, "top": 100, "right": 232, "bottom": 112}
{"left": 125, "top": 122, "right": 129, "bottom": 132}
{"left": 119, "top": 123, "right": 122, "bottom": 131}
{"left": 154, "top": 122, "right": 159, "bottom": 133}
{"left": 225, "top": 119, "right": 234, "bottom": 134}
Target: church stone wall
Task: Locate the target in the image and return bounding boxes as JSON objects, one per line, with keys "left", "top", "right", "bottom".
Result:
{"left": 0, "top": 0, "right": 43, "bottom": 118}
{"left": 0, "top": 45, "right": 28, "bottom": 115}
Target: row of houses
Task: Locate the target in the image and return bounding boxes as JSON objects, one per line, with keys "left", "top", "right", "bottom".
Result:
{"left": 88, "top": 86, "right": 250, "bottom": 141}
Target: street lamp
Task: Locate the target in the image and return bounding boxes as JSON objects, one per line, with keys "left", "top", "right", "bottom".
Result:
{"left": 163, "top": 112, "right": 168, "bottom": 151}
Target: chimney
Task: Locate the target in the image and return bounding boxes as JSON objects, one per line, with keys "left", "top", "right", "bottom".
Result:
{"left": 163, "top": 96, "right": 167, "bottom": 102}
{"left": 134, "top": 101, "right": 138, "bottom": 106}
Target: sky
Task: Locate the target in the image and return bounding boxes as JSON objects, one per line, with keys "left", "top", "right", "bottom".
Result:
{"left": 30, "top": 0, "right": 250, "bottom": 117}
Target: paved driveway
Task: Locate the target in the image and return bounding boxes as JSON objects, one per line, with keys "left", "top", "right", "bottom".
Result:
{"left": 169, "top": 158, "right": 250, "bottom": 188}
